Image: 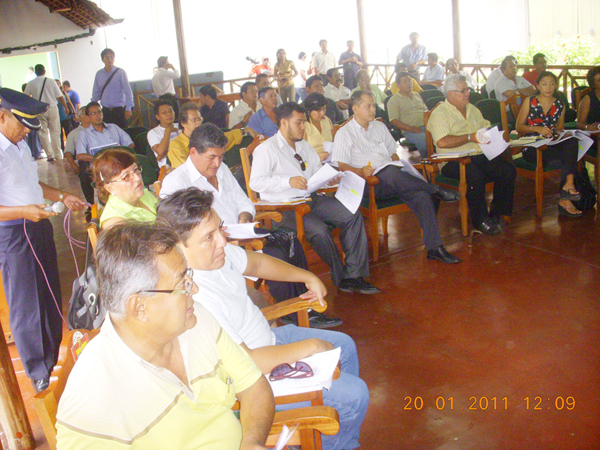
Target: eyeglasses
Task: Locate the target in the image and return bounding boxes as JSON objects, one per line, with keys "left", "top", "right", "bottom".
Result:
{"left": 450, "top": 88, "right": 470, "bottom": 95}
{"left": 105, "top": 166, "right": 143, "bottom": 184}
{"left": 88, "top": 110, "right": 103, "bottom": 116}
{"left": 139, "top": 268, "right": 194, "bottom": 297}
{"left": 269, "top": 361, "right": 313, "bottom": 381}
{"left": 293, "top": 153, "right": 306, "bottom": 171}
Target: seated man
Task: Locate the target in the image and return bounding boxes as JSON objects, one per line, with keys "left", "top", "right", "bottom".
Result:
{"left": 333, "top": 90, "right": 461, "bottom": 264}
{"left": 445, "top": 58, "right": 477, "bottom": 90}
{"left": 255, "top": 73, "right": 283, "bottom": 106}
{"left": 250, "top": 103, "right": 380, "bottom": 294}
{"left": 494, "top": 57, "right": 536, "bottom": 102}
{"left": 56, "top": 222, "right": 274, "bottom": 449}
{"left": 199, "top": 85, "right": 230, "bottom": 129}
{"left": 248, "top": 87, "right": 279, "bottom": 137}
{"left": 157, "top": 188, "right": 369, "bottom": 450}
{"left": 64, "top": 108, "right": 89, "bottom": 177}
{"left": 351, "top": 70, "right": 386, "bottom": 107}
{"left": 161, "top": 123, "right": 340, "bottom": 327}
{"left": 420, "top": 52, "right": 444, "bottom": 88}
{"left": 147, "top": 98, "right": 180, "bottom": 168}
{"left": 323, "top": 68, "right": 351, "bottom": 120}
{"left": 391, "top": 63, "right": 422, "bottom": 94}
{"left": 427, "top": 74, "right": 516, "bottom": 235}
{"left": 305, "top": 75, "right": 344, "bottom": 124}
{"left": 168, "top": 101, "right": 203, "bottom": 168}
{"left": 485, "top": 55, "right": 516, "bottom": 97}
{"left": 387, "top": 72, "right": 428, "bottom": 158}
{"left": 230, "top": 81, "right": 260, "bottom": 129}
{"left": 522, "top": 53, "right": 547, "bottom": 88}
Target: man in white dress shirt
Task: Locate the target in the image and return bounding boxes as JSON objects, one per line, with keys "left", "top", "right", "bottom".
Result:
{"left": 494, "top": 57, "right": 536, "bottom": 102}
{"left": 152, "top": 56, "right": 180, "bottom": 116}
{"left": 147, "top": 99, "right": 181, "bottom": 168}
{"left": 230, "top": 81, "right": 260, "bottom": 130}
{"left": 324, "top": 68, "right": 351, "bottom": 120}
{"left": 333, "top": 90, "right": 461, "bottom": 264}
{"left": 485, "top": 55, "right": 516, "bottom": 97}
{"left": 249, "top": 102, "right": 380, "bottom": 294}
{"left": 312, "top": 40, "right": 336, "bottom": 78}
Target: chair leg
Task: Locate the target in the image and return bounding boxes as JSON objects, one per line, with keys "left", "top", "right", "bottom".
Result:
{"left": 535, "top": 174, "right": 544, "bottom": 218}
{"left": 370, "top": 214, "right": 379, "bottom": 262}
{"left": 459, "top": 164, "right": 469, "bottom": 236}
{"left": 595, "top": 159, "right": 600, "bottom": 195}
{"left": 381, "top": 216, "right": 389, "bottom": 236}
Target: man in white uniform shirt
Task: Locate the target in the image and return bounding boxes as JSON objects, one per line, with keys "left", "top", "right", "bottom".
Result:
{"left": 249, "top": 102, "right": 379, "bottom": 294}
{"left": 147, "top": 99, "right": 180, "bottom": 168}
{"left": 312, "top": 40, "right": 336, "bottom": 78}
{"left": 333, "top": 90, "right": 461, "bottom": 264}
{"left": 24, "top": 64, "right": 68, "bottom": 161}
{"left": 156, "top": 188, "right": 369, "bottom": 450}
{"left": 324, "top": 68, "right": 351, "bottom": 120}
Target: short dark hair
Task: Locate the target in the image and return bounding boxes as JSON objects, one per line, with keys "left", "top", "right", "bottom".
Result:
{"left": 258, "top": 86, "right": 275, "bottom": 99}
{"left": 157, "top": 56, "right": 168, "bottom": 67}
{"left": 349, "top": 90, "right": 374, "bottom": 112}
{"left": 306, "top": 75, "right": 322, "bottom": 89}
{"left": 303, "top": 93, "right": 327, "bottom": 116}
{"left": 395, "top": 71, "right": 411, "bottom": 84}
{"left": 298, "top": 52, "right": 306, "bottom": 59}
{"left": 347, "top": 40, "right": 354, "bottom": 45}
{"left": 500, "top": 56, "right": 517, "bottom": 71}
{"left": 536, "top": 70, "right": 558, "bottom": 86}
{"left": 319, "top": 39, "right": 327, "bottom": 46}
{"left": 409, "top": 32, "right": 419, "bottom": 39}
{"left": 62, "top": 80, "right": 71, "bottom": 88}
{"left": 326, "top": 68, "right": 338, "bottom": 79}
{"left": 199, "top": 85, "right": 217, "bottom": 99}
{"left": 586, "top": 67, "right": 600, "bottom": 88}
{"left": 96, "top": 222, "right": 179, "bottom": 316}
{"left": 153, "top": 98, "right": 173, "bottom": 116}
{"left": 156, "top": 188, "right": 214, "bottom": 244}
{"left": 532, "top": 53, "right": 546, "bottom": 65}
{"left": 189, "top": 123, "right": 228, "bottom": 153}
{"left": 395, "top": 62, "right": 408, "bottom": 73}
{"left": 275, "top": 102, "right": 305, "bottom": 127}
{"left": 179, "top": 101, "right": 200, "bottom": 124}
{"left": 427, "top": 52, "right": 438, "bottom": 62}
{"left": 256, "top": 73, "right": 269, "bottom": 84}
{"left": 240, "top": 81, "right": 256, "bottom": 96}
{"left": 101, "top": 48, "right": 115, "bottom": 59}
{"left": 34, "top": 64, "right": 45, "bottom": 76}
{"left": 84, "top": 101, "right": 101, "bottom": 115}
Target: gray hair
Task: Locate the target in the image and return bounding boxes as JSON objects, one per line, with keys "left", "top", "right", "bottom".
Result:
{"left": 96, "top": 221, "right": 180, "bottom": 317}
{"left": 443, "top": 74, "right": 467, "bottom": 96}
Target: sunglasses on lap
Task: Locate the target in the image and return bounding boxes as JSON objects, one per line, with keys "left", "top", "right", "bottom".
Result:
{"left": 269, "top": 361, "right": 313, "bottom": 381}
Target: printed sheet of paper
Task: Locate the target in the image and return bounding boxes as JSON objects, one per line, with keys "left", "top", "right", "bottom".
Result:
{"left": 479, "top": 126, "right": 510, "bottom": 160}
{"left": 372, "top": 160, "right": 404, "bottom": 175}
{"left": 222, "top": 222, "right": 270, "bottom": 239}
{"left": 335, "top": 171, "right": 366, "bottom": 214}
{"left": 267, "top": 347, "right": 341, "bottom": 397}
{"left": 306, "top": 163, "right": 340, "bottom": 194}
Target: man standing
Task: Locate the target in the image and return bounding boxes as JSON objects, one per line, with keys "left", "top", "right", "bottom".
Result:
{"left": 152, "top": 56, "right": 180, "bottom": 117}
{"left": 295, "top": 52, "right": 309, "bottom": 101}
{"left": 523, "top": 53, "right": 547, "bottom": 88}
{"left": 24, "top": 64, "right": 68, "bottom": 161}
{"left": 91, "top": 48, "right": 134, "bottom": 129}
{"left": 62, "top": 80, "right": 80, "bottom": 113}
{"left": 333, "top": 90, "right": 461, "bottom": 264}
{"left": 230, "top": 81, "right": 259, "bottom": 129}
{"left": 199, "top": 85, "right": 230, "bottom": 129}
{"left": 157, "top": 188, "right": 369, "bottom": 450}
{"left": 338, "top": 40, "right": 363, "bottom": 90}
{"left": 427, "top": 75, "right": 517, "bottom": 235}
{"left": 250, "top": 102, "right": 380, "bottom": 294}
{"left": 396, "top": 32, "right": 427, "bottom": 82}
{"left": 324, "top": 68, "right": 351, "bottom": 120}
{"left": 168, "top": 102, "right": 203, "bottom": 168}
{"left": 247, "top": 87, "right": 279, "bottom": 137}
{"left": 0, "top": 88, "right": 85, "bottom": 393}
{"left": 305, "top": 75, "right": 344, "bottom": 124}
{"left": 56, "top": 222, "right": 275, "bottom": 449}
{"left": 147, "top": 99, "right": 180, "bottom": 168}
{"left": 420, "top": 53, "right": 445, "bottom": 88}
{"left": 311, "top": 40, "right": 336, "bottom": 79}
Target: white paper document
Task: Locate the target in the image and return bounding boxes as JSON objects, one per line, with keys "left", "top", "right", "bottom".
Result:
{"left": 399, "top": 158, "right": 427, "bottom": 182}
{"left": 571, "top": 130, "right": 595, "bottom": 161}
{"left": 306, "top": 163, "right": 340, "bottom": 194}
{"left": 273, "top": 424, "right": 299, "bottom": 450}
{"left": 431, "top": 150, "right": 478, "bottom": 158}
{"left": 372, "top": 160, "right": 404, "bottom": 175}
{"left": 223, "top": 222, "right": 270, "bottom": 239}
{"left": 478, "top": 126, "right": 510, "bottom": 160}
{"left": 335, "top": 171, "right": 366, "bottom": 214}
{"left": 267, "top": 347, "right": 341, "bottom": 397}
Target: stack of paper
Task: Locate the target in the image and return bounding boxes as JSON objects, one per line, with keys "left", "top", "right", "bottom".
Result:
{"left": 479, "top": 126, "right": 510, "bottom": 160}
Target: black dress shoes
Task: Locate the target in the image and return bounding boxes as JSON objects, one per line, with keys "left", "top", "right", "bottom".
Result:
{"left": 474, "top": 219, "right": 502, "bottom": 235}
{"left": 434, "top": 187, "right": 460, "bottom": 203}
{"left": 280, "top": 310, "right": 343, "bottom": 329}
{"left": 32, "top": 378, "right": 50, "bottom": 393}
{"left": 427, "top": 246, "right": 461, "bottom": 264}
{"left": 338, "top": 277, "right": 381, "bottom": 294}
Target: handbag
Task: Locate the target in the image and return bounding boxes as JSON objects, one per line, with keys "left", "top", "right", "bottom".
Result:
{"left": 572, "top": 167, "right": 597, "bottom": 211}
{"left": 67, "top": 223, "right": 106, "bottom": 330}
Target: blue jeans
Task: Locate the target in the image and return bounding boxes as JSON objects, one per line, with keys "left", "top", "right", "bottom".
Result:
{"left": 403, "top": 125, "right": 427, "bottom": 158}
{"left": 272, "top": 325, "right": 369, "bottom": 450}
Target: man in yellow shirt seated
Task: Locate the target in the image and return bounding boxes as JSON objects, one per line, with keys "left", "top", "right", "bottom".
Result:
{"left": 56, "top": 222, "right": 275, "bottom": 450}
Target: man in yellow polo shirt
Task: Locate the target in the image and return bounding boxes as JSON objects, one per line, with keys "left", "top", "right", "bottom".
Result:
{"left": 56, "top": 222, "right": 274, "bottom": 449}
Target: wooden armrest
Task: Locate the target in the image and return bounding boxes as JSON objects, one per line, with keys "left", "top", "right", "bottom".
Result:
{"left": 228, "top": 238, "right": 265, "bottom": 251}
{"left": 317, "top": 186, "right": 338, "bottom": 194}
{"left": 364, "top": 176, "right": 379, "bottom": 186}
{"left": 261, "top": 297, "right": 327, "bottom": 321}
{"left": 254, "top": 211, "right": 283, "bottom": 223}
{"left": 269, "top": 406, "right": 340, "bottom": 439}
{"left": 255, "top": 202, "right": 312, "bottom": 215}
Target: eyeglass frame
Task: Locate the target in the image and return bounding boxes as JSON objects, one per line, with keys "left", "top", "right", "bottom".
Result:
{"left": 139, "top": 268, "right": 195, "bottom": 297}
{"left": 448, "top": 88, "right": 470, "bottom": 95}
{"left": 293, "top": 153, "right": 306, "bottom": 171}
{"left": 104, "top": 166, "right": 143, "bottom": 184}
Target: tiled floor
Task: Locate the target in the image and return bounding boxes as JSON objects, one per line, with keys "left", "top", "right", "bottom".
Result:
{"left": 5, "top": 156, "right": 600, "bottom": 449}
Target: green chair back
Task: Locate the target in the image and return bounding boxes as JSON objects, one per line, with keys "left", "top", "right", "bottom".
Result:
{"left": 421, "top": 84, "right": 438, "bottom": 91}
{"left": 571, "top": 85, "right": 589, "bottom": 108}
{"left": 133, "top": 131, "right": 151, "bottom": 156}
{"left": 123, "top": 127, "right": 148, "bottom": 141}
{"left": 475, "top": 99, "right": 502, "bottom": 128}
{"left": 468, "top": 91, "right": 484, "bottom": 105}
{"left": 419, "top": 89, "right": 445, "bottom": 103}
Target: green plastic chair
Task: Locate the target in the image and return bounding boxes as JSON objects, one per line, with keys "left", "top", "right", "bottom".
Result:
{"left": 419, "top": 89, "right": 444, "bottom": 103}
{"left": 133, "top": 131, "right": 151, "bottom": 156}
{"left": 468, "top": 91, "right": 484, "bottom": 106}
{"left": 123, "top": 126, "right": 148, "bottom": 142}
{"left": 475, "top": 99, "right": 502, "bottom": 128}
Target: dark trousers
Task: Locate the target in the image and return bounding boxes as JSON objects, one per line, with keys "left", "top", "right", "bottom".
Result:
{"left": 159, "top": 93, "right": 180, "bottom": 119}
{"left": 262, "top": 232, "right": 309, "bottom": 302}
{"left": 0, "top": 220, "right": 62, "bottom": 380}
{"left": 371, "top": 166, "right": 443, "bottom": 250}
{"left": 77, "top": 162, "right": 95, "bottom": 205}
{"left": 103, "top": 106, "right": 127, "bottom": 129}
{"left": 523, "top": 137, "right": 578, "bottom": 188}
{"left": 277, "top": 194, "right": 370, "bottom": 286}
{"left": 442, "top": 154, "right": 517, "bottom": 225}
{"left": 60, "top": 119, "right": 74, "bottom": 151}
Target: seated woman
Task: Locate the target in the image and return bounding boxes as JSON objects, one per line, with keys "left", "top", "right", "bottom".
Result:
{"left": 516, "top": 71, "right": 582, "bottom": 217}
{"left": 92, "top": 147, "right": 158, "bottom": 229}
{"left": 576, "top": 66, "right": 600, "bottom": 131}
{"left": 303, "top": 93, "right": 334, "bottom": 161}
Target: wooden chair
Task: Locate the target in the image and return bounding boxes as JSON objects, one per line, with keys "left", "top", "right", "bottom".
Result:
{"left": 573, "top": 87, "right": 599, "bottom": 192}
{"left": 500, "top": 95, "right": 560, "bottom": 218}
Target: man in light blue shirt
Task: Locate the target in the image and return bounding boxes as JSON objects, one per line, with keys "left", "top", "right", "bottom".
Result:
{"left": 396, "top": 32, "right": 427, "bottom": 81}
{"left": 421, "top": 53, "right": 445, "bottom": 89}
{"left": 247, "top": 87, "right": 279, "bottom": 137}
{"left": 91, "top": 48, "right": 134, "bottom": 129}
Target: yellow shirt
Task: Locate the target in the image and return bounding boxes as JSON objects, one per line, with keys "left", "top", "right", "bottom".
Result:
{"left": 391, "top": 78, "right": 422, "bottom": 94}
{"left": 99, "top": 190, "right": 158, "bottom": 228}
{"left": 304, "top": 116, "right": 333, "bottom": 154}
{"left": 274, "top": 60, "right": 294, "bottom": 87}
{"left": 426, "top": 99, "right": 490, "bottom": 155}
{"left": 168, "top": 129, "right": 244, "bottom": 168}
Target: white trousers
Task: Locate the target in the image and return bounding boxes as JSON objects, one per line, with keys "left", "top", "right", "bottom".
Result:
{"left": 37, "top": 105, "right": 62, "bottom": 160}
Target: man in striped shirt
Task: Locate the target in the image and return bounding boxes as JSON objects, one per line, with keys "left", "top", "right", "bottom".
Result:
{"left": 333, "top": 90, "right": 461, "bottom": 264}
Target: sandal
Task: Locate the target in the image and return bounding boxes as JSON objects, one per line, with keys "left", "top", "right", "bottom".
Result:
{"left": 560, "top": 188, "right": 581, "bottom": 201}
{"left": 558, "top": 204, "right": 582, "bottom": 217}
